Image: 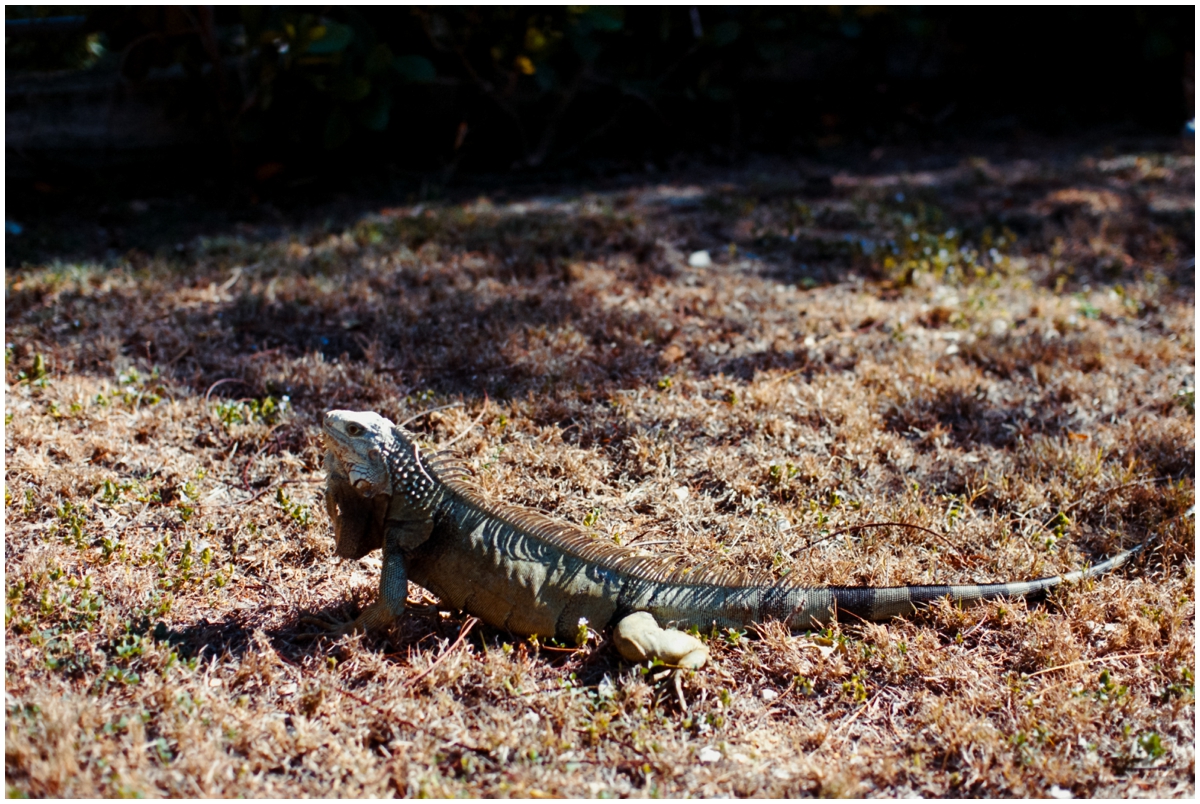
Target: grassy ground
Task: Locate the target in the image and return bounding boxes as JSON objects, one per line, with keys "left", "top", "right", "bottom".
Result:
{"left": 5, "top": 143, "right": 1194, "bottom": 797}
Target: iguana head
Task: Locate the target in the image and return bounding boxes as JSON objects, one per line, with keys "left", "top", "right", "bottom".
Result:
{"left": 323, "top": 409, "right": 438, "bottom": 504}
{"left": 323, "top": 410, "right": 399, "bottom": 497}
{"left": 322, "top": 410, "right": 439, "bottom": 559}
{"left": 322, "top": 410, "right": 404, "bottom": 560}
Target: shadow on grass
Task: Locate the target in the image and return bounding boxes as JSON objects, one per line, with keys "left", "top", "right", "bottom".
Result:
{"left": 6, "top": 156, "right": 1193, "bottom": 470}
{"left": 161, "top": 595, "right": 628, "bottom": 692}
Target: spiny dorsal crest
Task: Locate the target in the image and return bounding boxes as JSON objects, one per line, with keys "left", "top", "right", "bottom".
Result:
{"left": 425, "top": 457, "right": 774, "bottom": 590}
{"left": 384, "top": 425, "right": 439, "bottom": 507}
{"left": 331, "top": 410, "right": 783, "bottom": 590}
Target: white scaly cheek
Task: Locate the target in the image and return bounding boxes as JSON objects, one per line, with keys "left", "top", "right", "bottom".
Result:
{"left": 348, "top": 463, "right": 386, "bottom": 498}
{"left": 351, "top": 475, "right": 375, "bottom": 496}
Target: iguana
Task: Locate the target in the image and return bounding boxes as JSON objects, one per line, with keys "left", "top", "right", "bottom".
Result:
{"left": 314, "top": 409, "right": 1142, "bottom": 669}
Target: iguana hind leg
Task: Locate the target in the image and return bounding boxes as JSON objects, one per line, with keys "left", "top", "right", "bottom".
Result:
{"left": 612, "top": 612, "right": 709, "bottom": 670}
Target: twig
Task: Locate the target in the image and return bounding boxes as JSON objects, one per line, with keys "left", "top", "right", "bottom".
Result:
{"left": 753, "top": 676, "right": 803, "bottom": 724}
{"left": 934, "top": 618, "right": 990, "bottom": 652}
{"left": 204, "top": 377, "right": 249, "bottom": 406}
{"left": 166, "top": 345, "right": 192, "bottom": 366}
{"left": 228, "top": 478, "right": 317, "bottom": 507}
{"left": 337, "top": 685, "right": 495, "bottom": 762}
{"left": 1040, "top": 476, "right": 1174, "bottom": 532}
{"left": 797, "top": 521, "right": 962, "bottom": 557}
{"left": 242, "top": 445, "right": 263, "bottom": 490}
{"left": 1024, "top": 650, "right": 1165, "bottom": 678}
{"left": 241, "top": 425, "right": 285, "bottom": 490}
{"left": 456, "top": 683, "right": 578, "bottom": 717}
{"left": 247, "top": 347, "right": 283, "bottom": 361}
{"left": 399, "top": 402, "right": 463, "bottom": 428}
{"left": 562, "top": 635, "right": 613, "bottom": 675}
{"left": 249, "top": 577, "right": 291, "bottom": 607}
{"left": 534, "top": 644, "right": 584, "bottom": 654}
{"left": 572, "top": 727, "right": 653, "bottom": 761}
{"left": 765, "top": 368, "right": 805, "bottom": 385}
{"left": 672, "top": 670, "right": 688, "bottom": 713}
{"left": 831, "top": 688, "right": 887, "bottom": 738}
{"left": 402, "top": 616, "right": 479, "bottom": 690}
{"left": 438, "top": 393, "right": 489, "bottom": 451}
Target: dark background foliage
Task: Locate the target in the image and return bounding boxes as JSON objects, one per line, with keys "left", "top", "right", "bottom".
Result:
{"left": 6, "top": 5, "right": 1194, "bottom": 202}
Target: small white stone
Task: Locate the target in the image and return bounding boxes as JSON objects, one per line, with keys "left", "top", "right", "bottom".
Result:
{"left": 803, "top": 335, "right": 817, "bottom": 347}
{"left": 597, "top": 674, "right": 616, "bottom": 700}
{"left": 945, "top": 344, "right": 959, "bottom": 355}
{"left": 672, "top": 486, "right": 689, "bottom": 503}
{"left": 697, "top": 746, "right": 722, "bottom": 764}
{"left": 1048, "top": 785, "right": 1073, "bottom": 799}
{"left": 688, "top": 250, "right": 712, "bottom": 268}
{"left": 760, "top": 689, "right": 779, "bottom": 702}
{"left": 523, "top": 711, "right": 539, "bottom": 724}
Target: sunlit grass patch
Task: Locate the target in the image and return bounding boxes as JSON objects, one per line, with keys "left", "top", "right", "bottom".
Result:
{"left": 4, "top": 147, "right": 1193, "bottom": 797}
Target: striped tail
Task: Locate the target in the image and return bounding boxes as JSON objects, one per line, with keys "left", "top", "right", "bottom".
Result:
{"left": 826, "top": 543, "right": 1144, "bottom": 623}
{"left": 622, "top": 543, "right": 1145, "bottom": 632}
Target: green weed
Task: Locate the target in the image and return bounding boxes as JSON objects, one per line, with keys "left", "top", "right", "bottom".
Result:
{"left": 276, "top": 487, "right": 312, "bottom": 527}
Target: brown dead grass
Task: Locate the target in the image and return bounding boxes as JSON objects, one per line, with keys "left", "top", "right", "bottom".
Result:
{"left": 5, "top": 146, "right": 1194, "bottom": 797}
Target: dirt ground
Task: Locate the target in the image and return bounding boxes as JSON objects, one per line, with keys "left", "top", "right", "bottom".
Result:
{"left": 5, "top": 142, "right": 1195, "bottom": 797}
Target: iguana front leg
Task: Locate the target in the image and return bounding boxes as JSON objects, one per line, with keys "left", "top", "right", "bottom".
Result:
{"left": 307, "top": 518, "right": 433, "bottom": 637}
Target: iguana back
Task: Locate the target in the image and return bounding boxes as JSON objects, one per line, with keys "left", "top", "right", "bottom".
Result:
{"left": 406, "top": 452, "right": 1139, "bottom": 643}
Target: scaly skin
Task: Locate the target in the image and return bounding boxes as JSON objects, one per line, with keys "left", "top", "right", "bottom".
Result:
{"left": 315, "top": 410, "right": 1143, "bottom": 669}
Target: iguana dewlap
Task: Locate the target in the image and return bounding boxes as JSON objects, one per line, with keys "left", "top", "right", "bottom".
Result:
{"left": 315, "top": 410, "right": 1141, "bottom": 669}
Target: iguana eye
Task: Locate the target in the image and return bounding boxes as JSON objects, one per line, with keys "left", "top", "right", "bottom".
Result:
{"left": 345, "top": 423, "right": 364, "bottom": 437}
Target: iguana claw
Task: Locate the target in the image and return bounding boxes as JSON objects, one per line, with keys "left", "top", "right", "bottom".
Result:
{"left": 298, "top": 614, "right": 359, "bottom": 639}
{"left": 300, "top": 601, "right": 396, "bottom": 638}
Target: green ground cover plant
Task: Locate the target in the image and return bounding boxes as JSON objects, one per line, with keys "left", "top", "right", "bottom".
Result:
{"left": 4, "top": 144, "right": 1194, "bottom": 796}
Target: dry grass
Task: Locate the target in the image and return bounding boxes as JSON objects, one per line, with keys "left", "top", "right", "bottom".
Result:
{"left": 5, "top": 145, "right": 1195, "bottom": 797}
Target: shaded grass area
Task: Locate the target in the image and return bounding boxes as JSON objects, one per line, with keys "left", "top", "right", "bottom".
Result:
{"left": 5, "top": 145, "right": 1195, "bottom": 797}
